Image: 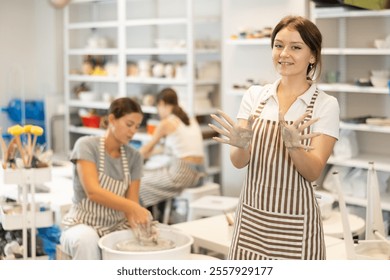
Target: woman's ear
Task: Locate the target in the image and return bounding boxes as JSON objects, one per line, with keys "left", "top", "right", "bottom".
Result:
{"left": 107, "top": 114, "right": 115, "bottom": 126}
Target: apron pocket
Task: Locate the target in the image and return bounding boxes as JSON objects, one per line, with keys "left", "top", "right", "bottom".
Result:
{"left": 237, "top": 203, "right": 306, "bottom": 259}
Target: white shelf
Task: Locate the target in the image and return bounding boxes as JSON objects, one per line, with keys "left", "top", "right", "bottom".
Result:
{"left": 125, "top": 77, "right": 219, "bottom": 86}
{"left": 342, "top": 193, "right": 390, "bottom": 212}
{"left": 69, "top": 125, "right": 152, "bottom": 142}
{"left": 195, "top": 79, "right": 220, "bottom": 86}
{"left": 312, "top": 6, "right": 390, "bottom": 19}
{"left": 69, "top": 100, "right": 157, "bottom": 114}
{"left": 126, "top": 76, "right": 187, "bottom": 85}
{"left": 0, "top": 206, "right": 53, "bottom": 231}
{"left": 125, "top": 16, "right": 220, "bottom": 26}
{"left": 328, "top": 154, "right": 390, "bottom": 172}
{"left": 68, "top": 75, "right": 119, "bottom": 83}
{"left": 126, "top": 48, "right": 187, "bottom": 55}
{"left": 125, "top": 48, "right": 219, "bottom": 55}
{"left": 67, "top": 21, "right": 119, "bottom": 30}
{"left": 68, "top": 48, "right": 120, "bottom": 55}
{"left": 226, "top": 38, "right": 271, "bottom": 46}
{"left": 69, "top": 125, "right": 105, "bottom": 136}
{"left": 317, "top": 83, "right": 389, "bottom": 95}
{"left": 322, "top": 48, "right": 390, "bottom": 55}
{"left": 195, "top": 107, "right": 218, "bottom": 116}
{"left": 340, "top": 122, "right": 390, "bottom": 134}
{"left": 126, "top": 18, "right": 187, "bottom": 26}
{"left": 69, "top": 99, "right": 110, "bottom": 109}
{"left": 2, "top": 168, "right": 52, "bottom": 185}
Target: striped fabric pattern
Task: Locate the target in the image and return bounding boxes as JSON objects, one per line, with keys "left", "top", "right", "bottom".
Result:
{"left": 62, "top": 138, "right": 131, "bottom": 237}
{"left": 229, "top": 89, "right": 325, "bottom": 260}
{"left": 139, "top": 158, "right": 202, "bottom": 207}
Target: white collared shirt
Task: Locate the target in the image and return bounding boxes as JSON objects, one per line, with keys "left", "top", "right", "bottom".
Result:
{"left": 237, "top": 79, "right": 340, "bottom": 139}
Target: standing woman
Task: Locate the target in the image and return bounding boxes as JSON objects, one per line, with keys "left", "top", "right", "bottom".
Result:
{"left": 210, "top": 16, "right": 339, "bottom": 259}
{"left": 61, "top": 97, "right": 151, "bottom": 259}
{"left": 139, "top": 88, "right": 205, "bottom": 210}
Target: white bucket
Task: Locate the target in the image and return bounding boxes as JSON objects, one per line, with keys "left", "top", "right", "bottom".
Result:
{"left": 98, "top": 226, "right": 193, "bottom": 260}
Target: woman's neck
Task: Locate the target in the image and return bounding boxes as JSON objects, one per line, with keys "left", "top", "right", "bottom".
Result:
{"left": 278, "top": 76, "right": 311, "bottom": 98}
{"left": 277, "top": 77, "right": 311, "bottom": 115}
{"left": 104, "top": 134, "right": 121, "bottom": 158}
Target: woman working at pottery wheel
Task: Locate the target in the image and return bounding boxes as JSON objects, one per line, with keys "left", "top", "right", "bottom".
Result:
{"left": 60, "top": 97, "right": 155, "bottom": 259}
{"left": 138, "top": 88, "right": 205, "bottom": 219}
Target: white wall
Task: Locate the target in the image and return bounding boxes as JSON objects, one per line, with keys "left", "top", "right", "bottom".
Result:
{"left": 221, "top": 0, "right": 309, "bottom": 196}
{"left": 0, "top": 0, "right": 64, "bottom": 150}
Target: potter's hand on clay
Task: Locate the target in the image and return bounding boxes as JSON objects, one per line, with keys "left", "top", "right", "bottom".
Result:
{"left": 209, "top": 110, "right": 254, "bottom": 149}
{"left": 279, "top": 111, "right": 321, "bottom": 150}
{"left": 133, "top": 213, "right": 159, "bottom": 246}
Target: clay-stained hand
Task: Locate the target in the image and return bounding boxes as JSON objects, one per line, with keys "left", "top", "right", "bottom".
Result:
{"left": 132, "top": 212, "right": 159, "bottom": 246}
{"left": 279, "top": 111, "right": 321, "bottom": 150}
{"left": 209, "top": 110, "right": 254, "bottom": 149}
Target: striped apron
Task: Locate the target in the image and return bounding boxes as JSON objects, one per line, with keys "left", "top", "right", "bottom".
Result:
{"left": 139, "top": 158, "right": 203, "bottom": 208}
{"left": 229, "top": 89, "right": 325, "bottom": 260}
{"left": 62, "top": 137, "right": 131, "bottom": 237}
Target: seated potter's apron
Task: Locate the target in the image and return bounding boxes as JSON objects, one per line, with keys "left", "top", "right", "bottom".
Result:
{"left": 63, "top": 137, "right": 131, "bottom": 237}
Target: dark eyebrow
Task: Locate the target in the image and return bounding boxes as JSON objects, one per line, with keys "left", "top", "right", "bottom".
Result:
{"left": 274, "top": 39, "right": 304, "bottom": 45}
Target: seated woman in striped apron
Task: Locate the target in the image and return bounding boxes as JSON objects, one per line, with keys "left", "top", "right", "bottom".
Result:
{"left": 60, "top": 97, "right": 153, "bottom": 259}
{"left": 139, "top": 88, "right": 205, "bottom": 219}
{"left": 209, "top": 16, "right": 340, "bottom": 260}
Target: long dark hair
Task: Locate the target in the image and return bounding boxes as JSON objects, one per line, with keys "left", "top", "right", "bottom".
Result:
{"left": 271, "top": 15, "right": 322, "bottom": 80}
{"left": 102, "top": 97, "right": 143, "bottom": 128}
{"left": 157, "top": 88, "right": 190, "bottom": 126}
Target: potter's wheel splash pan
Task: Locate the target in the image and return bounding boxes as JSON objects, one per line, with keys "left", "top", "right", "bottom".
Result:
{"left": 98, "top": 226, "right": 193, "bottom": 260}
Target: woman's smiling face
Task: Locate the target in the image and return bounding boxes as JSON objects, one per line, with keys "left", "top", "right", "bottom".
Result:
{"left": 272, "top": 27, "right": 315, "bottom": 79}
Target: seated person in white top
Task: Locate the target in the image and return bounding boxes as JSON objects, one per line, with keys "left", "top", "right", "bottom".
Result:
{"left": 139, "top": 88, "right": 205, "bottom": 211}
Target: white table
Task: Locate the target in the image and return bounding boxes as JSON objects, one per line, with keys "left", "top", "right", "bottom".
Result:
{"left": 322, "top": 211, "right": 365, "bottom": 238}
{"left": 173, "top": 213, "right": 351, "bottom": 259}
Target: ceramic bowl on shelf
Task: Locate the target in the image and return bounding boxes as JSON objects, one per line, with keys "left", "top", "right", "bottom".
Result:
{"left": 81, "top": 115, "right": 101, "bottom": 128}
{"left": 370, "top": 76, "right": 389, "bottom": 88}
{"left": 78, "top": 91, "right": 99, "bottom": 102}
{"left": 374, "top": 39, "right": 386, "bottom": 49}
{"left": 370, "top": 70, "right": 390, "bottom": 78}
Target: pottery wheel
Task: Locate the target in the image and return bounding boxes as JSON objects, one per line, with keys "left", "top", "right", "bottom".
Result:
{"left": 116, "top": 239, "right": 175, "bottom": 252}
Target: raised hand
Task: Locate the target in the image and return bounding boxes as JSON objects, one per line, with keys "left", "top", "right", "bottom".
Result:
{"left": 209, "top": 110, "right": 254, "bottom": 149}
{"left": 279, "top": 111, "right": 321, "bottom": 150}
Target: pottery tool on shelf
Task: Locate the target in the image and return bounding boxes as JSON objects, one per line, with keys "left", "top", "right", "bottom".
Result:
{"left": 28, "top": 125, "right": 44, "bottom": 167}
{"left": 23, "top": 124, "right": 33, "bottom": 163}
{"left": 0, "top": 128, "right": 8, "bottom": 169}
{"left": 7, "top": 125, "right": 28, "bottom": 167}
